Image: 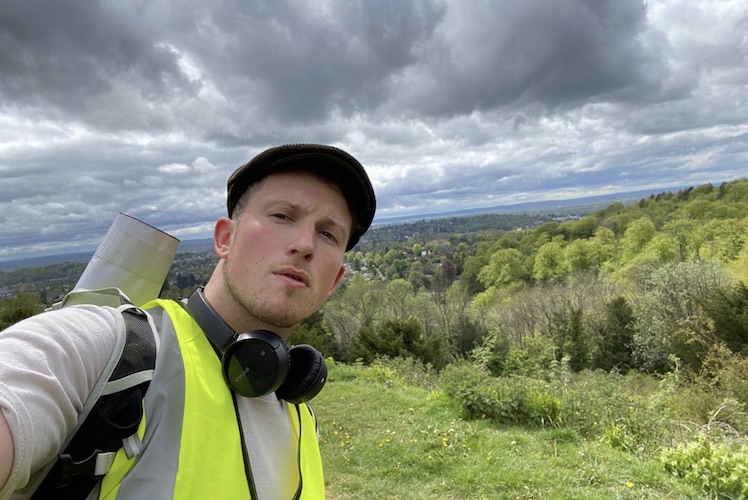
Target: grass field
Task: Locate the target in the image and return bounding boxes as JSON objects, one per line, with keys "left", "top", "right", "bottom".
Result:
{"left": 314, "top": 362, "right": 706, "bottom": 499}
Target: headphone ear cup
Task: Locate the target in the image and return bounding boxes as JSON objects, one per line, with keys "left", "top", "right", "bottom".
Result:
{"left": 275, "top": 344, "right": 327, "bottom": 404}
{"left": 223, "top": 331, "right": 290, "bottom": 398}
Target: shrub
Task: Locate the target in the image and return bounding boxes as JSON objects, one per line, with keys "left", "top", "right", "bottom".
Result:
{"left": 350, "top": 317, "right": 426, "bottom": 363}
{"left": 370, "top": 356, "right": 440, "bottom": 391}
{"left": 592, "top": 296, "right": 635, "bottom": 373}
{"left": 559, "top": 370, "right": 677, "bottom": 453}
{"left": 632, "top": 260, "right": 733, "bottom": 373}
{"left": 442, "top": 362, "right": 689, "bottom": 455}
{"left": 470, "top": 330, "right": 510, "bottom": 376}
{"left": 288, "top": 310, "right": 339, "bottom": 358}
{"left": 602, "top": 424, "right": 635, "bottom": 452}
{"left": 672, "top": 344, "right": 748, "bottom": 433}
{"left": 440, "top": 362, "right": 562, "bottom": 427}
{"left": 326, "top": 358, "right": 361, "bottom": 382}
{"left": 661, "top": 437, "right": 748, "bottom": 499}
{"left": 501, "top": 335, "right": 556, "bottom": 376}
{"left": 699, "top": 344, "right": 748, "bottom": 408}
{"left": 702, "top": 282, "right": 748, "bottom": 355}
{"left": 440, "top": 361, "right": 496, "bottom": 419}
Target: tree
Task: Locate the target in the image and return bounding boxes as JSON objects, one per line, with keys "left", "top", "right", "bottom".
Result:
{"left": 588, "top": 226, "right": 617, "bottom": 271}
{"left": 462, "top": 247, "right": 491, "bottom": 295}
{"left": 563, "top": 239, "right": 594, "bottom": 274}
{"left": 478, "top": 248, "right": 528, "bottom": 289}
{"left": 695, "top": 219, "right": 748, "bottom": 263}
{"left": 729, "top": 242, "right": 748, "bottom": 285}
{"left": 432, "top": 259, "right": 457, "bottom": 292}
{"left": 533, "top": 240, "right": 566, "bottom": 282}
{"left": 567, "top": 215, "right": 600, "bottom": 239}
{"left": 620, "top": 217, "right": 656, "bottom": 262}
{"left": 632, "top": 260, "right": 733, "bottom": 373}
{"left": 406, "top": 262, "right": 428, "bottom": 290}
{"left": 288, "top": 310, "right": 338, "bottom": 358}
{"left": 323, "top": 273, "right": 383, "bottom": 359}
{"left": 592, "top": 297, "right": 635, "bottom": 372}
{"left": 452, "top": 315, "right": 489, "bottom": 357}
{"left": 380, "top": 279, "right": 419, "bottom": 322}
{"left": 564, "top": 308, "right": 589, "bottom": 371}
{"left": 548, "top": 308, "right": 589, "bottom": 371}
{"left": 702, "top": 283, "right": 748, "bottom": 355}
{"left": 382, "top": 248, "right": 400, "bottom": 267}
{"left": 349, "top": 317, "right": 425, "bottom": 363}
{"left": 0, "top": 292, "right": 42, "bottom": 329}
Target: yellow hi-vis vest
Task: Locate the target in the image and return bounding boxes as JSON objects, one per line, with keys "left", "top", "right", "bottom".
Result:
{"left": 97, "top": 299, "right": 325, "bottom": 499}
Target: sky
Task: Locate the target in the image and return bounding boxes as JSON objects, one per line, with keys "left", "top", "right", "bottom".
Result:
{"left": 1, "top": 0, "right": 748, "bottom": 261}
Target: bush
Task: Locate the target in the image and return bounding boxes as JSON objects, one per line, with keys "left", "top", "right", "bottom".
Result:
{"left": 287, "top": 310, "right": 339, "bottom": 358}
{"left": 592, "top": 296, "right": 635, "bottom": 373}
{"left": 470, "top": 330, "right": 510, "bottom": 376}
{"left": 0, "top": 292, "right": 42, "bottom": 329}
{"left": 349, "top": 317, "right": 426, "bottom": 363}
{"left": 559, "top": 370, "right": 677, "bottom": 453}
{"left": 326, "top": 358, "right": 361, "bottom": 382}
{"left": 370, "top": 356, "right": 440, "bottom": 391}
{"left": 661, "top": 437, "right": 748, "bottom": 499}
{"left": 501, "top": 335, "right": 556, "bottom": 376}
{"left": 699, "top": 344, "right": 748, "bottom": 408}
{"left": 440, "top": 362, "right": 562, "bottom": 427}
{"left": 439, "top": 361, "right": 495, "bottom": 418}
{"left": 672, "top": 344, "right": 748, "bottom": 433}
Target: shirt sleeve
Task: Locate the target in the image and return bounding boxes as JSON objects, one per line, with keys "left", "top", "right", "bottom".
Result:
{"left": 0, "top": 305, "right": 119, "bottom": 497}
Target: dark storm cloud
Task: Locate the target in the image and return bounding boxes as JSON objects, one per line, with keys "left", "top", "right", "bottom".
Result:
{"left": 390, "top": 0, "right": 670, "bottom": 118}
{"left": 0, "top": 1, "right": 195, "bottom": 131}
{"left": 1, "top": 0, "right": 747, "bottom": 259}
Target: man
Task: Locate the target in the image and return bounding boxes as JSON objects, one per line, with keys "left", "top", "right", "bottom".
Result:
{"left": 0, "top": 144, "right": 376, "bottom": 499}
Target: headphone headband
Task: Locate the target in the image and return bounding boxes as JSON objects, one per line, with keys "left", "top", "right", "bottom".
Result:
{"left": 184, "top": 286, "right": 327, "bottom": 403}
{"left": 187, "top": 287, "right": 235, "bottom": 349}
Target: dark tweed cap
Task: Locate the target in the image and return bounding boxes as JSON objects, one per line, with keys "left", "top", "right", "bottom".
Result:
{"left": 227, "top": 144, "right": 376, "bottom": 251}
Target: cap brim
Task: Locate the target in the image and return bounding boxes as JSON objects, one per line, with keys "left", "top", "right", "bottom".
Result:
{"left": 227, "top": 144, "right": 375, "bottom": 250}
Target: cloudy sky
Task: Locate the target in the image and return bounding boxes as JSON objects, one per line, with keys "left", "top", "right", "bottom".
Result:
{"left": 2, "top": 0, "right": 747, "bottom": 261}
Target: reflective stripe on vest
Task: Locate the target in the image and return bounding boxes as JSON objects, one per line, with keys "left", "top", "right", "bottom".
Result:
{"left": 290, "top": 402, "right": 325, "bottom": 499}
{"left": 97, "top": 299, "right": 325, "bottom": 499}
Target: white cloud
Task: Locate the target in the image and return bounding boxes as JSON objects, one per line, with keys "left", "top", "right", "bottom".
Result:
{"left": 0, "top": 0, "right": 747, "bottom": 260}
{"left": 158, "top": 163, "right": 191, "bottom": 174}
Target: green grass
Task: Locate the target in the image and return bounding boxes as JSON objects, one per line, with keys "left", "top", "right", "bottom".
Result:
{"left": 314, "top": 363, "right": 705, "bottom": 499}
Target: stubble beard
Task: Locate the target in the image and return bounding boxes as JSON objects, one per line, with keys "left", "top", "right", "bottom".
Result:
{"left": 223, "top": 267, "right": 310, "bottom": 330}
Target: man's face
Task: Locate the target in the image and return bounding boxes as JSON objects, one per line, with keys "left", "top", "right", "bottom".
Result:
{"left": 220, "top": 170, "right": 351, "bottom": 332}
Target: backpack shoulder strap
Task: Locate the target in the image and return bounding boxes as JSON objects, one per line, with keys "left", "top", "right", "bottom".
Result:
{"left": 28, "top": 303, "right": 158, "bottom": 500}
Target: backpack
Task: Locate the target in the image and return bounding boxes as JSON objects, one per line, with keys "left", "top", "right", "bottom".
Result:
{"left": 19, "top": 213, "right": 179, "bottom": 499}
{"left": 30, "top": 291, "right": 159, "bottom": 500}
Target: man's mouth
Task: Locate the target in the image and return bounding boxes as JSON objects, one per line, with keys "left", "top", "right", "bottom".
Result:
{"left": 275, "top": 268, "right": 309, "bottom": 286}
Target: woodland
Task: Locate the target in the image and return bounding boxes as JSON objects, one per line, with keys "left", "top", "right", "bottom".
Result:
{"left": 2, "top": 178, "right": 748, "bottom": 497}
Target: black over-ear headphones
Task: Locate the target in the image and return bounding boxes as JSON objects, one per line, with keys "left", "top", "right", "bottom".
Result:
{"left": 186, "top": 287, "right": 327, "bottom": 404}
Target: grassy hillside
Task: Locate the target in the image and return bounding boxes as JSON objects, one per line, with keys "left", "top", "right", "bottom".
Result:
{"left": 316, "top": 361, "right": 705, "bottom": 499}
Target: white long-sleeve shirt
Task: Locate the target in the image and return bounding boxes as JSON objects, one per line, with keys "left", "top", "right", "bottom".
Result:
{"left": 0, "top": 305, "right": 118, "bottom": 498}
{"left": 0, "top": 305, "right": 298, "bottom": 500}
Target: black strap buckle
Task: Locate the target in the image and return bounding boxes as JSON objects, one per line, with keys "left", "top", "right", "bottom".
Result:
{"left": 55, "top": 449, "right": 104, "bottom": 488}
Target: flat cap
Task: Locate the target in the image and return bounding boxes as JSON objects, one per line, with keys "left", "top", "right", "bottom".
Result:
{"left": 227, "top": 144, "right": 376, "bottom": 250}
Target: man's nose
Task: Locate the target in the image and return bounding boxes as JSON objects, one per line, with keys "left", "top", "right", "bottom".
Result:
{"left": 289, "top": 224, "right": 315, "bottom": 259}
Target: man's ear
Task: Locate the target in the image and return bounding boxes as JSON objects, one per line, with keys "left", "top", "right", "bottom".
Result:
{"left": 213, "top": 217, "right": 234, "bottom": 260}
{"left": 328, "top": 264, "right": 346, "bottom": 296}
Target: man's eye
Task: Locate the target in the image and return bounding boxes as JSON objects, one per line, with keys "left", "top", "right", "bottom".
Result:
{"left": 320, "top": 231, "right": 339, "bottom": 244}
